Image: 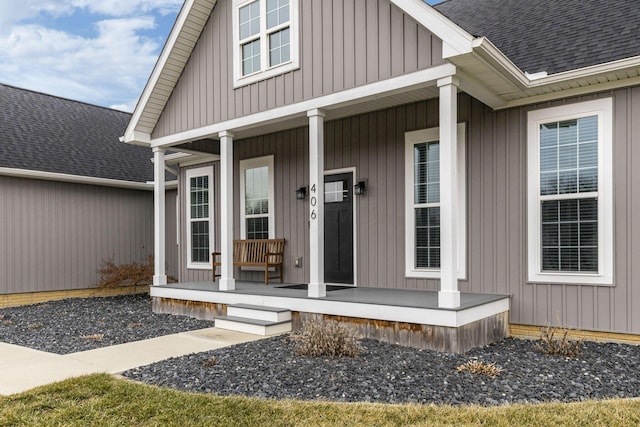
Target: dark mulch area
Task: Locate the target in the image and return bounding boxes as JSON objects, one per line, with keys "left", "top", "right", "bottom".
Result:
{"left": 123, "top": 334, "right": 640, "bottom": 406}
{"left": 0, "top": 294, "right": 214, "bottom": 354}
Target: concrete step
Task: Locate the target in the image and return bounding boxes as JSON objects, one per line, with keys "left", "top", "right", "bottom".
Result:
{"left": 215, "top": 316, "right": 292, "bottom": 336}
{"left": 227, "top": 304, "right": 292, "bottom": 323}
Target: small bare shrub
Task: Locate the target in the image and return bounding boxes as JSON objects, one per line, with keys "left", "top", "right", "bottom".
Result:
{"left": 96, "top": 256, "right": 155, "bottom": 288}
{"left": 535, "top": 324, "right": 583, "bottom": 357}
{"left": 127, "top": 322, "right": 144, "bottom": 329}
{"left": 292, "top": 321, "right": 362, "bottom": 358}
{"left": 457, "top": 360, "right": 504, "bottom": 378}
{"left": 28, "top": 322, "right": 44, "bottom": 330}
{"left": 203, "top": 356, "right": 217, "bottom": 367}
{"left": 80, "top": 334, "right": 104, "bottom": 341}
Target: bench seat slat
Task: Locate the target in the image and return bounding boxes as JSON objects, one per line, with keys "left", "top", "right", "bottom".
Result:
{"left": 212, "top": 239, "right": 285, "bottom": 285}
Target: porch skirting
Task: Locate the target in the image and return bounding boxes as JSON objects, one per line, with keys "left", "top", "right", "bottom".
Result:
{"left": 151, "top": 291, "right": 509, "bottom": 353}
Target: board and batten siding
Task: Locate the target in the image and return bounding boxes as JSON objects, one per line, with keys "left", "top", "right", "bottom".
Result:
{"left": 152, "top": 0, "right": 444, "bottom": 139}
{"left": 0, "top": 177, "right": 179, "bottom": 294}
{"left": 204, "top": 87, "right": 640, "bottom": 335}
{"left": 463, "top": 87, "right": 640, "bottom": 335}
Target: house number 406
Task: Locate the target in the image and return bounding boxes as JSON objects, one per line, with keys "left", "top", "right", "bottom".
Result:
{"left": 310, "top": 184, "right": 317, "bottom": 220}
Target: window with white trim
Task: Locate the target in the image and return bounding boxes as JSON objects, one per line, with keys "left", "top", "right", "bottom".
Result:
{"left": 240, "top": 156, "right": 275, "bottom": 239}
{"left": 527, "top": 98, "right": 613, "bottom": 285}
{"left": 233, "top": 0, "right": 299, "bottom": 87}
{"left": 404, "top": 124, "right": 466, "bottom": 279}
{"left": 186, "top": 166, "right": 214, "bottom": 269}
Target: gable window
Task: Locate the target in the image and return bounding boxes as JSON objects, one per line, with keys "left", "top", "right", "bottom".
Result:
{"left": 527, "top": 98, "right": 613, "bottom": 285}
{"left": 240, "top": 155, "right": 275, "bottom": 239}
{"left": 233, "top": 0, "right": 299, "bottom": 87}
{"left": 186, "top": 166, "right": 214, "bottom": 269}
{"left": 404, "top": 124, "right": 466, "bottom": 279}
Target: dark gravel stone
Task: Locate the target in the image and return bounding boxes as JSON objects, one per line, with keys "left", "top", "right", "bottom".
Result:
{"left": 4, "top": 295, "right": 640, "bottom": 406}
{"left": 0, "top": 294, "right": 214, "bottom": 354}
{"left": 123, "top": 335, "right": 640, "bottom": 406}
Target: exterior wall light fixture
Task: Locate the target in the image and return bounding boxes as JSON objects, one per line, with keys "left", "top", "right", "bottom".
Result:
{"left": 354, "top": 180, "right": 367, "bottom": 196}
{"left": 296, "top": 186, "right": 308, "bottom": 200}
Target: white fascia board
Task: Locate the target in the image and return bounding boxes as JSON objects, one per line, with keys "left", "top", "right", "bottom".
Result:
{"left": 150, "top": 63, "right": 457, "bottom": 148}
{"left": 502, "top": 75, "right": 640, "bottom": 110}
{"left": 123, "top": 0, "right": 217, "bottom": 145}
{"left": 470, "top": 38, "right": 530, "bottom": 88}
{"left": 0, "top": 167, "right": 152, "bottom": 191}
{"left": 526, "top": 54, "right": 640, "bottom": 87}
{"left": 390, "top": 0, "right": 473, "bottom": 57}
{"left": 122, "top": 131, "right": 151, "bottom": 147}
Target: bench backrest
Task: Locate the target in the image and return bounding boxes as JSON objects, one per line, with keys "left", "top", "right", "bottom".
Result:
{"left": 233, "top": 239, "right": 285, "bottom": 263}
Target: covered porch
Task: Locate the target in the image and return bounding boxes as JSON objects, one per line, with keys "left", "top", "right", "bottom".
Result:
{"left": 151, "top": 281, "right": 510, "bottom": 353}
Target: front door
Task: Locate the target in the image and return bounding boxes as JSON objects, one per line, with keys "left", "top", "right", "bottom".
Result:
{"left": 324, "top": 172, "right": 354, "bottom": 284}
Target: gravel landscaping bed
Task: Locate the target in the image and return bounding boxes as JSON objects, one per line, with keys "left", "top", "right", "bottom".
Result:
{"left": 0, "top": 294, "right": 214, "bottom": 354}
{"left": 3, "top": 295, "right": 639, "bottom": 406}
{"left": 123, "top": 335, "right": 640, "bottom": 406}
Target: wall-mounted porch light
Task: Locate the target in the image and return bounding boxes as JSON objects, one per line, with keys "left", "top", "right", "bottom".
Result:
{"left": 354, "top": 180, "right": 367, "bottom": 196}
{"left": 296, "top": 186, "right": 308, "bottom": 200}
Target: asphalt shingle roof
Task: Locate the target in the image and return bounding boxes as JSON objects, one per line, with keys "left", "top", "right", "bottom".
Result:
{"left": 0, "top": 83, "right": 154, "bottom": 183}
{"left": 434, "top": 0, "right": 640, "bottom": 74}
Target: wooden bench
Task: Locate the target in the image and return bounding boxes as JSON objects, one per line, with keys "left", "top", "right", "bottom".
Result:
{"left": 212, "top": 239, "right": 285, "bottom": 285}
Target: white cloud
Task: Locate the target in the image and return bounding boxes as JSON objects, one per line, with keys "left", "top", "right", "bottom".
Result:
{"left": 0, "top": 0, "right": 182, "bottom": 111}
{"left": 0, "top": 17, "right": 164, "bottom": 111}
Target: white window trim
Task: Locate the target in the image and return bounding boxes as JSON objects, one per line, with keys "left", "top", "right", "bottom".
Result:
{"left": 185, "top": 166, "right": 215, "bottom": 270}
{"left": 232, "top": 0, "right": 300, "bottom": 88}
{"left": 404, "top": 123, "right": 467, "bottom": 279}
{"left": 527, "top": 98, "right": 613, "bottom": 285}
{"left": 240, "top": 155, "right": 275, "bottom": 239}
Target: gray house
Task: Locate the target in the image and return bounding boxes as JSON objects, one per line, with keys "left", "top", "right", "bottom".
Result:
{"left": 0, "top": 83, "right": 178, "bottom": 305}
{"left": 123, "top": 0, "right": 640, "bottom": 351}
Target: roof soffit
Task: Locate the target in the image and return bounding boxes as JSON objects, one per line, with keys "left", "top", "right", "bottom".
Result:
{"left": 124, "top": 0, "right": 217, "bottom": 145}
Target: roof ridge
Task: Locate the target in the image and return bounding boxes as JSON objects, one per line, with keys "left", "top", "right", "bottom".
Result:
{"left": 0, "top": 82, "right": 132, "bottom": 116}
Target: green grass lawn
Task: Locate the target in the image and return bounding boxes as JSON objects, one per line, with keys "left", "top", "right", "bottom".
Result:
{"left": 0, "top": 374, "right": 639, "bottom": 426}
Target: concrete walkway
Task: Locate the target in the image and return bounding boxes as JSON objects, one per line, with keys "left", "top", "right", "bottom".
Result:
{"left": 0, "top": 327, "right": 264, "bottom": 396}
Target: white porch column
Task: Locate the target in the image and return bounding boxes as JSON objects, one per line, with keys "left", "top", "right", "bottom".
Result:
{"left": 307, "top": 109, "right": 326, "bottom": 298}
{"left": 219, "top": 131, "right": 236, "bottom": 291}
{"left": 437, "top": 76, "right": 461, "bottom": 308}
{"left": 152, "top": 147, "right": 167, "bottom": 286}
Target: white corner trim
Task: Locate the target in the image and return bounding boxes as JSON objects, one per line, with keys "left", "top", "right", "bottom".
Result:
{"left": 526, "top": 98, "right": 614, "bottom": 285}
{"left": 390, "top": 0, "right": 473, "bottom": 57}
{"left": 0, "top": 167, "right": 153, "bottom": 191}
{"left": 150, "top": 64, "right": 457, "bottom": 148}
{"left": 404, "top": 123, "right": 467, "bottom": 280}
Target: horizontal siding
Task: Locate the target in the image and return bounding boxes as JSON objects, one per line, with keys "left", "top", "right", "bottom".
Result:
{"left": 152, "top": 0, "right": 444, "bottom": 138}
{"left": 0, "top": 177, "right": 156, "bottom": 294}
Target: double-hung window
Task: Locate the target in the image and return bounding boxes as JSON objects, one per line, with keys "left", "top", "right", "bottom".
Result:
{"left": 240, "top": 156, "right": 275, "bottom": 240}
{"left": 186, "top": 166, "right": 214, "bottom": 269}
{"left": 233, "top": 0, "right": 299, "bottom": 87}
{"left": 527, "top": 98, "right": 613, "bottom": 285}
{"left": 405, "top": 124, "right": 466, "bottom": 279}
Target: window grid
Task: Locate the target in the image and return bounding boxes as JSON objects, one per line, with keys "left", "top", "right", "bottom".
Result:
{"left": 538, "top": 116, "right": 599, "bottom": 273}
{"left": 414, "top": 141, "right": 440, "bottom": 269}
{"left": 188, "top": 174, "right": 211, "bottom": 265}
{"left": 238, "top": 0, "right": 291, "bottom": 77}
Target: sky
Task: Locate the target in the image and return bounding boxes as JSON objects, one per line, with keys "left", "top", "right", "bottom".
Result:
{"left": 0, "top": 0, "right": 443, "bottom": 113}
